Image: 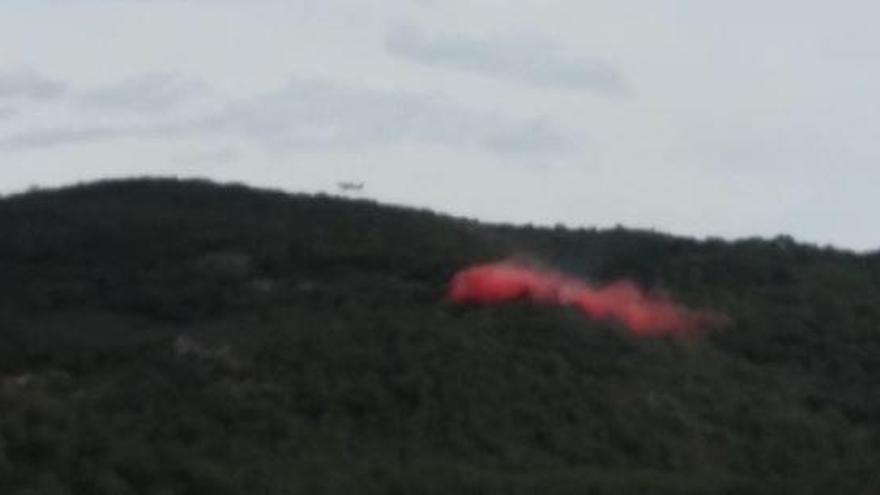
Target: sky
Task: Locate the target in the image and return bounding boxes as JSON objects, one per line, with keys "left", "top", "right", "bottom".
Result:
{"left": 1, "top": 0, "right": 879, "bottom": 251}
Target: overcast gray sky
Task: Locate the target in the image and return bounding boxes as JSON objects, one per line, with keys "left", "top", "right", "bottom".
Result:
{"left": 1, "top": 0, "right": 879, "bottom": 250}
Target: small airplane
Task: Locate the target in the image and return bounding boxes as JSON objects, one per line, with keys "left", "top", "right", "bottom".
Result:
{"left": 337, "top": 181, "right": 365, "bottom": 192}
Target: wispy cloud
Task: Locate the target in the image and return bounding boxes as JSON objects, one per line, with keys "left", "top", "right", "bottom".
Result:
{"left": 194, "top": 78, "right": 570, "bottom": 152}
{"left": 386, "top": 24, "right": 631, "bottom": 95}
{"left": 0, "top": 125, "right": 176, "bottom": 151}
{"left": 0, "top": 72, "right": 211, "bottom": 151}
{"left": 0, "top": 127, "right": 119, "bottom": 151}
{"left": 0, "top": 67, "right": 66, "bottom": 100}
{"left": 173, "top": 147, "right": 239, "bottom": 166}
{"left": 0, "top": 76, "right": 570, "bottom": 154}
{"left": 78, "top": 73, "right": 213, "bottom": 113}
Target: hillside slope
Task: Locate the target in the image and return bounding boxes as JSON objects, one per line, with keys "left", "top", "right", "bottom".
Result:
{"left": 1, "top": 178, "right": 880, "bottom": 494}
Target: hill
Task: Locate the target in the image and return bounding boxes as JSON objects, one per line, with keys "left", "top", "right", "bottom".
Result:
{"left": 1, "top": 178, "right": 880, "bottom": 494}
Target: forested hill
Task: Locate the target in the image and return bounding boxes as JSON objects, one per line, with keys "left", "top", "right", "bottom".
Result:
{"left": 2, "top": 178, "right": 880, "bottom": 494}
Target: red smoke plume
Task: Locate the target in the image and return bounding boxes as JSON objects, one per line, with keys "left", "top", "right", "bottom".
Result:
{"left": 449, "top": 262, "right": 715, "bottom": 337}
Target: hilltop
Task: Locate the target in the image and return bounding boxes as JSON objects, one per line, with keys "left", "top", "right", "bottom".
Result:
{"left": 1, "top": 178, "right": 880, "bottom": 494}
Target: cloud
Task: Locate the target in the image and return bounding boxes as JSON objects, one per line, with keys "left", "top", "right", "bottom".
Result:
{"left": 195, "top": 78, "right": 570, "bottom": 152}
{"left": 0, "top": 72, "right": 210, "bottom": 151}
{"left": 0, "top": 68, "right": 65, "bottom": 100}
{"left": 0, "top": 126, "right": 155, "bottom": 151}
{"left": 173, "top": 147, "right": 239, "bottom": 166}
{"left": 78, "top": 73, "right": 212, "bottom": 113}
{"left": 0, "top": 77, "right": 570, "bottom": 154}
{"left": 386, "top": 24, "right": 631, "bottom": 95}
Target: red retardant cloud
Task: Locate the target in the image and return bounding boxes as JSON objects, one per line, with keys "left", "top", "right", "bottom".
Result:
{"left": 448, "top": 262, "right": 717, "bottom": 337}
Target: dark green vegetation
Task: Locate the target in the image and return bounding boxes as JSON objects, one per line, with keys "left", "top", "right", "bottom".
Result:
{"left": 2, "top": 178, "right": 880, "bottom": 494}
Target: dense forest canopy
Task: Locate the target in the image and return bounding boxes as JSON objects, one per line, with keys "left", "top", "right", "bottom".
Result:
{"left": 1, "top": 178, "right": 880, "bottom": 494}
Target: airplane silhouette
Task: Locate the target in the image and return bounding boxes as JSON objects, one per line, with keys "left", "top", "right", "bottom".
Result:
{"left": 337, "top": 181, "right": 365, "bottom": 192}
